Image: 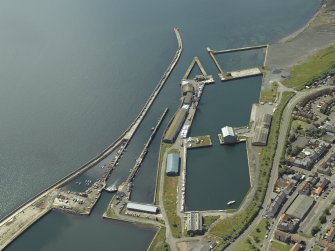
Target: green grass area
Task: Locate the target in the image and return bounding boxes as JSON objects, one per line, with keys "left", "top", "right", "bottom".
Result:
{"left": 260, "top": 82, "right": 279, "bottom": 103}
{"left": 283, "top": 43, "right": 335, "bottom": 90}
{"left": 211, "top": 92, "right": 295, "bottom": 250}
{"left": 154, "top": 143, "right": 172, "bottom": 204}
{"left": 232, "top": 219, "right": 269, "bottom": 251}
{"left": 188, "top": 135, "right": 212, "bottom": 148}
{"left": 203, "top": 216, "right": 220, "bottom": 232}
{"left": 163, "top": 174, "right": 182, "bottom": 238}
{"left": 291, "top": 119, "right": 311, "bottom": 131}
{"left": 148, "top": 227, "right": 170, "bottom": 251}
{"left": 311, "top": 246, "right": 321, "bottom": 251}
{"left": 271, "top": 240, "right": 293, "bottom": 251}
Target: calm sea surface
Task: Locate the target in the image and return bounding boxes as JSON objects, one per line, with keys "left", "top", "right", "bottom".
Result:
{"left": 0, "top": 0, "right": 319, "bottom": 249}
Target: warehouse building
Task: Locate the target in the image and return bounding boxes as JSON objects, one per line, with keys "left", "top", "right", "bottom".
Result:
{"left": 186, "top": 212, "right": 203, "bottom": 235}
{"left": 126, "top": 202, "right": 159, "bottom": 214}
{"left": 286, "top": 195, "right": 314, "bottom": 220}
{"left": 252, "top": 113, "right": 272, "bottom": 146}
{"left": 166, "top": 153, "right": 180, "bottom": 176}
{"left": 163, "top": 108, "right": 188, "bottom": 143}
{"left": 221, "top": 126, "right": 236, "bottom": 144}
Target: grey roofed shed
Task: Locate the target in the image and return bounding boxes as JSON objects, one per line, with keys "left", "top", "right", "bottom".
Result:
{"left": 286, "top": 194, "right": 314, "bottom": 220}
{"left": 166, "top": 153, "right": 180, "bottom": 176}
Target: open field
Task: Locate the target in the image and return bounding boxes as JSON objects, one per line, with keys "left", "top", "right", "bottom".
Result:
{"left": 154, "top": 143, "right": 172, "bottom": 204}
{"left": 283, "top": 44, "right": 335, "bottom": 90}
{"left": 260, "top": 82, "right": 278, "bottom": 103}
{"left": 210, "top": 92, "right": 295, "bottom": 250}
{"left": 232, "top": 218, "right": 269, "bottom": 251}
{"left": 270, "top": 240, "right": 293, "bottom": 251}
{"left": 163, "top": 175, "right": 182, "bottom": 238}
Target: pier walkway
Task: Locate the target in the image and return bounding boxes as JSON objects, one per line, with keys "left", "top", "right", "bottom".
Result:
{"left": 0, "top": 28, "right": 183, "bottom": 250}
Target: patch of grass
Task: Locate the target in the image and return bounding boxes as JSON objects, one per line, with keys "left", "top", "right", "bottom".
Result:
{"left": 203, "top": 216, "right": 220, "bottom": 232}
{"left": 154, "top": 143, "right": 172, "bottom": 204}
{"left": 260, "top": 82, "right": 279, "bottom": 103}
{"left": 270, "top": 240, "right": 293, "bottom": 251}
{"left": 311, "top": 246, "right": 321, "bottom": 251}
{"left": 148, "top": 227, "right": 170, "bottom": 251}
{"left": 283, "top": 44, "right": 335, "bottom": 90}
{"left": 163, "top": 174, "right": 182, "bottom": 238}
{"left": 232, "top": 219, "right": 269, "bottom": 251}
{"left": 211, "top": 92, "right": 295, "bottom": 250}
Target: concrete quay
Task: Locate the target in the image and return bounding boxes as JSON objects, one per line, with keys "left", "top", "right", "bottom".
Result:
{"left": 125, "top": 108, "right": 168, "bottom": 185}
{"left": 0, "top": 28, "right": 183, "bottom": 250}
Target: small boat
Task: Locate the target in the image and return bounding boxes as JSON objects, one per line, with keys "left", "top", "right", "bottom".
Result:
{"left": 227, "top": 200, "right": 236, "bottom": 205}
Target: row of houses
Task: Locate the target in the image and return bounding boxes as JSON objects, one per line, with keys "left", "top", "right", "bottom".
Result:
{"left": 287, "top": 142, "right": 330, "bottom": 170}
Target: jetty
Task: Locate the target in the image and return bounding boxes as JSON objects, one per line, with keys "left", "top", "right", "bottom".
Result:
{"left": 0, "top": 28, "right": 183, "bottom": 250}
{"left": 183, "top": 56, "right": 208, "bottom": 80}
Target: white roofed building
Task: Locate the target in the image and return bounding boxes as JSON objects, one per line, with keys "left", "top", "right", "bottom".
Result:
{"left": 221, "top": 126, "right": 236, "bottom": 144}
{"left": 126, "top": 202, "right": 159, "bottom": 214}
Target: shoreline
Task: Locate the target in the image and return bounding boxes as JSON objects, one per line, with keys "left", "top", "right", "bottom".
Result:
{"left": 277, "top": 0, "right": 324, "bottom": 44}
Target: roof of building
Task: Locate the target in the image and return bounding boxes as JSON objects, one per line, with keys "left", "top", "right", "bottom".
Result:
{"left": 274, "top": 230, "right": 290, "bottom": 241}
{"left": 261, "top": 114, "right": 272, "bottom": 128}
{"left": 163, "top": 108, "right": 188, "bottom": 143}
{"left": 327, "top": 227, "right": 335, "bottom": 242}
{"left": 290, "top": 243, "right": 300, "bottom": 251}
{"left": 183, "top": 92, "right": 193, "bottom": 105}
{"left": 182, "top": 83, "right": 194, "bottom": 93}
{"left": 221, "top": 126, "right": 235, "bottom": 137}
{"left": 166, "top": 153, "right": 180, "bottom": 175}
{"left": 126, "top": 202, "right": 159, "bottom": 213}
{"left": 186, "top": 212, "right": 203, "bottom": 232}
{"left": 286, "top": 195, "right": 314, "bottom": 220}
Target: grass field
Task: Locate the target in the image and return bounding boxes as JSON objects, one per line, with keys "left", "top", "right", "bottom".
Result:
{"left": 154, "top": 143, "right": 172, "bottom": 204}
{"left": 270, "top": 240, "right": 293, "bottom": 251}
{"left": 232, "top": 219, "right": 269, "bottom": 251}
{"left": 283, "top": 43, "right": 335, "bottom": 90}
{"left": 260, "top": 82, "right": 279, "bottom": 103}
{"left": 210, "top": 92, "right": 295, "bottom": 250}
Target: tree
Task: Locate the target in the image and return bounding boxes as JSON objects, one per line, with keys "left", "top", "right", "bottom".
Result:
{"left": 324, "top": 208, "right": 331, "bottom": 215}
{"left": 319, "top": 214, "right": 327, "bottom": 224}
{"left": 311, "top": 226, "right": 320, "bottom": 235}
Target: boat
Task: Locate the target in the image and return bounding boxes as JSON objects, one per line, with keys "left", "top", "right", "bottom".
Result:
{"left": 227, "top": 200, "right": 236, "bottom": 205}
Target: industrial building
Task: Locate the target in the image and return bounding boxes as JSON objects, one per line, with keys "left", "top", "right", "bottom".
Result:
{"left": 186, "top": 212, "right": 203, "bottom": 235}
{"left": 163, "top": 108, "right": 188, "bottom": 143}
{"left": 252, "top": 113, "right": 272, "bottom": 146}
{"left": 166, "top": 153, "right": 180, "bottom": 176}
{"left": 126, "top": 202, "right": 159, "bottom": 214}
{"left": 286, "top": 194, "right": 314, "bottom": 220}
{"left": 221, "top": 126, "right": 236, "bottom": 144}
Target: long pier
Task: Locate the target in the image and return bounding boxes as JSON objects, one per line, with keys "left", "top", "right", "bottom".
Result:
{"left": 207, "top": 44, "right": 268, "bottom": 54}
{"left": 0, "top": 28, "right": 183, "bottom": 250}
{"left": 126, "top": 108, "right": 169, "bottom": 184}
